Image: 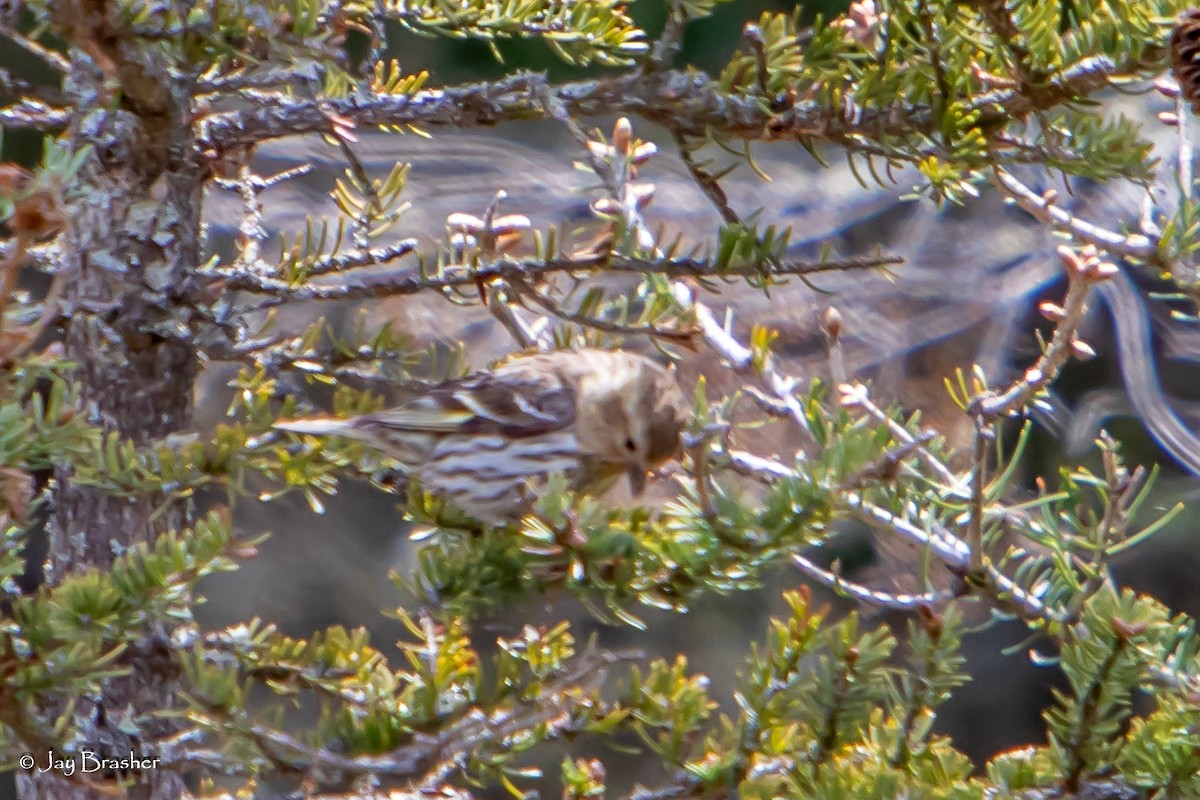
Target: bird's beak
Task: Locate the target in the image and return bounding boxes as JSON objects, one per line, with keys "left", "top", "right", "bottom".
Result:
{"left": 627, "top": 465, "right": 647, "bottom": 497}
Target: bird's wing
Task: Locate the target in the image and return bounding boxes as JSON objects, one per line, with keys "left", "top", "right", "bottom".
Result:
{"left": 361, "top": 369, "right": 577, "bottom": 437}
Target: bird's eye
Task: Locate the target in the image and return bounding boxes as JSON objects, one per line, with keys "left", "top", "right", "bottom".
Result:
{"left": 624, "top": 437, "right": 637, "bottom": 452}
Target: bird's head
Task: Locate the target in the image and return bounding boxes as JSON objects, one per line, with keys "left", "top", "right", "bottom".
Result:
{"left": 575, "top": 353, "right": 688, "bottom": 496}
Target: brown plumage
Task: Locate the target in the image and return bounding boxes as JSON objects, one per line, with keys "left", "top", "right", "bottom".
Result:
{"left": 274, "top": 349, "right": 689, "bottom": 523}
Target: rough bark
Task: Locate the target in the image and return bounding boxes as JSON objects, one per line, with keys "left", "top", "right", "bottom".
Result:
{"left": 15, "top": 6, "right": 203, "bottom": 797}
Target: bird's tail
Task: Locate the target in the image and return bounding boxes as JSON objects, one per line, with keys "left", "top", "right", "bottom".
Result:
{"left": 273, "top": 417, "right": 358, "bottom": 436}
{"left": 274, "top": 415, "right": 431, "bottom": 473}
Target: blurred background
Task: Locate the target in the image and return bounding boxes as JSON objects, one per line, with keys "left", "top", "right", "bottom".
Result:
{"left": 6, "top": 0, "right": 1200, "bottom": 796}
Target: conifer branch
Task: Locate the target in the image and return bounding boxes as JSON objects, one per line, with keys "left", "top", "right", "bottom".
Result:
{"left": 221, "top": 252, "right": 897, "bottom": 310}
{"left": 199, "top": 53, "right": 1144, "bottom": 151}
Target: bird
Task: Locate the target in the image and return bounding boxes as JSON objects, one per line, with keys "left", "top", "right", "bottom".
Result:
{"left": 273, "top": 348, "right": 689, "bottom": 524}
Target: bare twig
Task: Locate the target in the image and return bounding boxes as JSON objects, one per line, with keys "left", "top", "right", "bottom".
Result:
{"left": 722, "top": 446, "right": 1062, "bottom": 624}
{"left": 840, "top": 430, "right": 939, "bottom": 489}
{"left": 854, "top": 501, "right": 1058, "bottom": 624}
{"left": 965, "top": 247, "right": 1121, "bottom": 571}
{"left": 298, "top": 240, "right": 420, "bottom": 279}
{"left": 545, "top": 108, "right": 659, "bottom": 252}
{"left": 0, "top": 100, "right": 70, "bottom": 129}
{"left": 791, "top": 552, "right": 956, "bottom": 611}
{"left": 673, "top": 130, "right": 742, "bottom": 226}
{"left": 676, "top": 281, "right": 815, "bottom": 441}
{"left": 0, "top": 25, "right": 70, "bottom": 73}
{"left": 223, "top": 165, "right": 272, "bottom": 276}
{"left": 644, "top": 0, "right": 689, "bottom": 73}
{"left": 223, "top": 252, "right": 899, "bottom": 311}
{"left": 988, "top": 168, "right": 1157, "bottom": 260}
{"left": 486, "top": 283, "right": 544, "bottom": 350}
{"left": 993, "top": 151, "right": 1200, "bottom": 476}
{"left": 1061, "top": 434, "right": 1128, "bottom": 624}
{"left": 508, "top": 275, "right": 697, "bottom": 344}
{"left": 966, "top": 420, "right": 990, "bottom": 574}
{"left": 822, "top": 307, "right": 846, "bottom": 388}
{"left": 838, "top": 382, "right": 965, "bottom": 495}
{"left": 973, "top": 245, "right": 1111, "bottom": 419}
{"left": 450, "top": 192, "right": 548, "bottom": 350}
{"left": 197, "top": 66, "right": 325, "bottom": 96}
{"left": 335, "top": 135, "right": 384, "bottom": 246}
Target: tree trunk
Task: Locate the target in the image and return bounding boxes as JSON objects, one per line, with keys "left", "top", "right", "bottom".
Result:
{"left": 16, "top": 20, "right": 203, "bottom": 799}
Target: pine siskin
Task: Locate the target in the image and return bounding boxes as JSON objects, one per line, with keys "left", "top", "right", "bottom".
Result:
{"left": 274, "top": 349, "right": 689, "bottom": 523}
